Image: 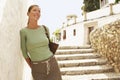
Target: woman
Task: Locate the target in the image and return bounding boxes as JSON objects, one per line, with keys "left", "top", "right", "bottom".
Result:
{"left": 20, "top": 4, "right": 62, "bottom": 80}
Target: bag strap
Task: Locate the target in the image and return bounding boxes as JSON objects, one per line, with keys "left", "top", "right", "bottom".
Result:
{"left": 42, "top": 25, "right": 50, "bottom": 41}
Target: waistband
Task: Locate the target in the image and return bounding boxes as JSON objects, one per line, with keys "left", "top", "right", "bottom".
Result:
{"left": 31, "top": 55, "right": 54, "bottom": 64}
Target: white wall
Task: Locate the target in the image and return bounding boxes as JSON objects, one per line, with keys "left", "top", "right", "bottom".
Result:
{"left": 59, "top": 3, "right": 120, "bottom": 46}
{"left": 59, "top": 23, "right": 84, "bottom": 46}
{"left": 97, "top": 13, "right": 120, "bottom": 27}
{"left": 86, "top": 3, "right": 120, "bottom": 20}
{"left": 63, "top": 13, "right": 120, "bottom": 46}
{"left": 0, "top": 0, "right": 36, "bottom": 80}
{"left": 0, "top": 0, "right": 6, "bottom": 22}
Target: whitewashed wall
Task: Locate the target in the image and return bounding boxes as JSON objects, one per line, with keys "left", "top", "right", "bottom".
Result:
{"left": 59, "top": 23, "right": 85, "bottom": 46}
{"left": 60, "top": 3, "right": 120, "bottom": 47}
{"left": 86, "top": 3, "right": 120, "bottom": 20}
{"left": 60, "top": 13, "right": 120, "bottom": 46}
{"left": 0, "top": 0, "right": 37, "bottom": 80}
{"left": 97, "top": 13, "right": 120, "bottom": 27}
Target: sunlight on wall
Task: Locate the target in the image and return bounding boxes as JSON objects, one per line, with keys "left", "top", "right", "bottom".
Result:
{"left": 0, "top": 0, "right": 35, "bottom": 80}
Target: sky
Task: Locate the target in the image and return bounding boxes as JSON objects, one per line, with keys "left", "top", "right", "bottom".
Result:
{"left": 34, "top": 0, "right": 84, "bottom": 34}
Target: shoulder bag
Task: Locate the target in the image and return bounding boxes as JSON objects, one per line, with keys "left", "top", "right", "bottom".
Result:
{"left": 43, "top": 25, "right": 59, "bottom": 54}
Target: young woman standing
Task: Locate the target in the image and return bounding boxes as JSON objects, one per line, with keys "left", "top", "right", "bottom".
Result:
{"left": 20, "top": 4, "right": 62, "bottom": 80}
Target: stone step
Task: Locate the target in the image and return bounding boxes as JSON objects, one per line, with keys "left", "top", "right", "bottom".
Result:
{"left": 60, "top": 65, "right": 113, "bottom": 75}
{"left": 58, "top": 58, "right": 107, "bottom": 67}
{"left": 56, "top": 49, "right": 94, "bottom": 55}
{"left": 55, "top": 53, "right": 101, "bottom": 61}
{"left": 62, "top": 72, "right": 120, "bottom": 80}
{"left": 58, "top": 45, "right": 91, "bottom": 49}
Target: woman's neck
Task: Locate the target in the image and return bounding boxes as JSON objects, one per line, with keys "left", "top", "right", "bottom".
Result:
{"left": 27, "top": 21, "right": 39, "bottom": 29}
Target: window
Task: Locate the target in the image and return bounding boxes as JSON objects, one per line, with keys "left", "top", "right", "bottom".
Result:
{"left": 73, "top": 29, "right": 76, "bottom": 36}
{"left": 63, "top": 30, "right": 66, "bottom": 40}
{"left": 101, "top": 0, "right": 108, "bottom": 7}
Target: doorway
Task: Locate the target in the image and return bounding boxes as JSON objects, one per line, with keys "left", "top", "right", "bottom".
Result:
{"left": 84, "top": 21, "right": 98, "bottom": 45}
{"left": 87, "top": 27, "right": 94, "bottom": 44}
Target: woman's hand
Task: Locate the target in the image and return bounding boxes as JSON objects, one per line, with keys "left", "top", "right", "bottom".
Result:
{"left": 25, "top": 58, "right": 32, "bottom": 68}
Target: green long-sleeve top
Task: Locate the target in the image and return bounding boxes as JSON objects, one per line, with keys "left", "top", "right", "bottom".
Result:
{"left": 20, "top": 26, "right": 53, "bottom": 61}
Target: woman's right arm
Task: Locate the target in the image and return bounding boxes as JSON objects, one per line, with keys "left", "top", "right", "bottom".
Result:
{"left": 20, "top": 30, "right": 31, "bottom": 68}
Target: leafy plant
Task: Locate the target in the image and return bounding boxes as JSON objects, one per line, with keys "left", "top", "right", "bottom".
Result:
{"left": 83, "top": 0, "right": 100, "bottom": 12}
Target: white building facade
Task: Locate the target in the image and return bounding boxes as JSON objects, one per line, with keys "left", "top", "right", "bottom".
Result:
{"left": 59, "top": 1, "right": 120, "bottom": 46}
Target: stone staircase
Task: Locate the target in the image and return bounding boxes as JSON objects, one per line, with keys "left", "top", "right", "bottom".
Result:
{"left": 55, "top": 46, "right": 120, "bottom": 80}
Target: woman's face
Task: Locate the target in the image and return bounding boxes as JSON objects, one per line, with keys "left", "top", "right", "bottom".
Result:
{"left": 28, "top": 6, "right": 40, "bottom": 21}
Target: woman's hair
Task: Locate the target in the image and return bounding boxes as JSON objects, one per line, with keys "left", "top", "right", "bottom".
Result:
{"left": 27, "top": 4, "right": 39, "bottom": 13}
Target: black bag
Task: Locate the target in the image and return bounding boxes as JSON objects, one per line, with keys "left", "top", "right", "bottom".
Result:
{"left": 43, "top": 25, "right": 59, "bottom": 54}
